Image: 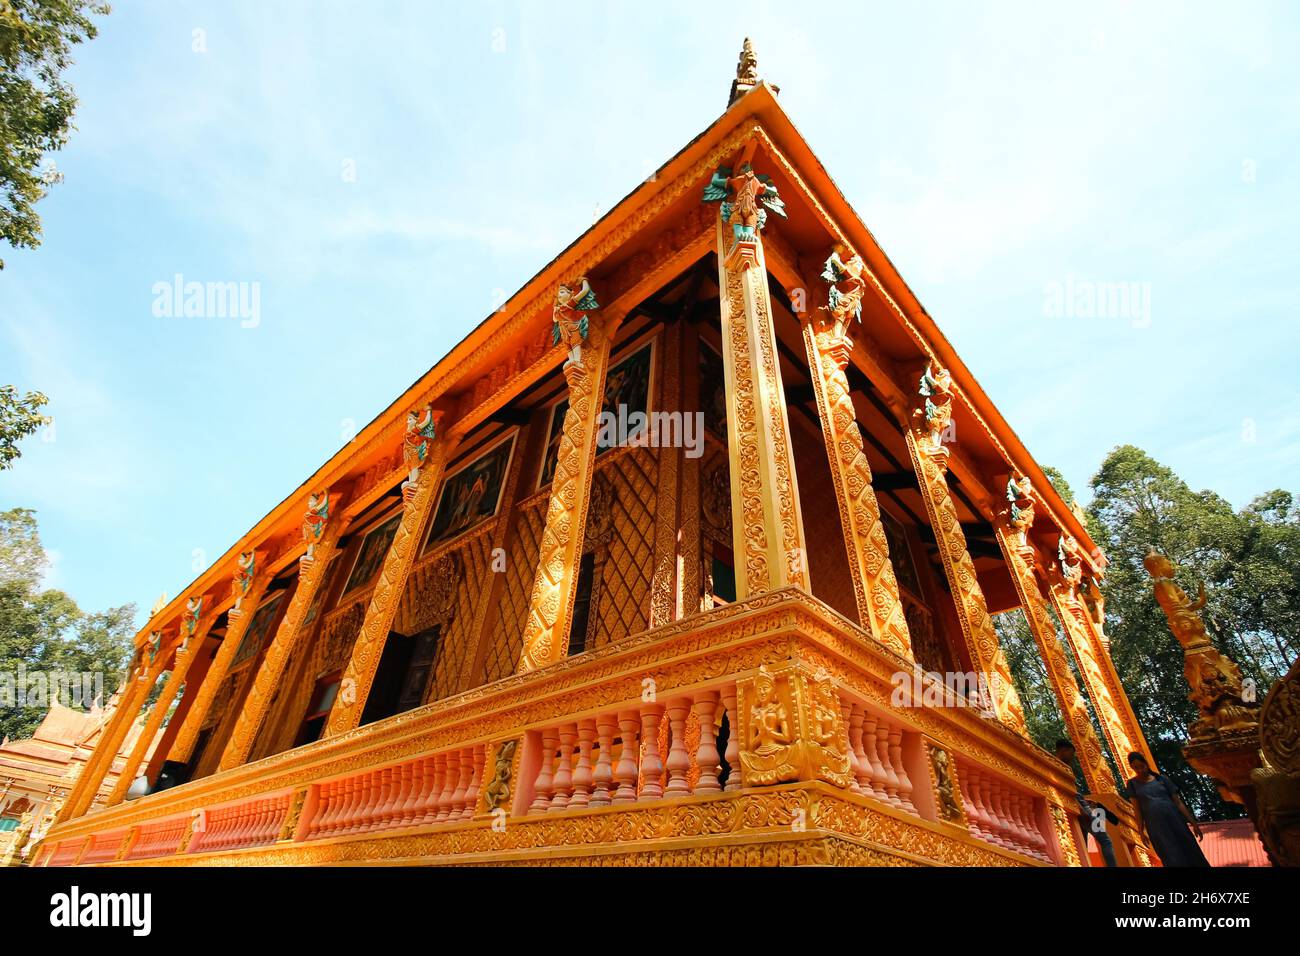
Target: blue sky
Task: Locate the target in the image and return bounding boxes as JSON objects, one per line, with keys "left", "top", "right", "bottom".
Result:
{"left": 2, "top": 1, "right": 1297, "bottom": 628}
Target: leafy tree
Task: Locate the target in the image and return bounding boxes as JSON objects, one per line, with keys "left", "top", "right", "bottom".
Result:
{"left": 0, "top": 506, "right": 134, "bottom": 740}
{"left": 0, "top": 0, "right": 110, "bottom": 269}
{"left": 999, "top": 447, "right": 1297, "bottom": 819}
{"left": 0, "top": 385, "right": 50, "bottom": 470}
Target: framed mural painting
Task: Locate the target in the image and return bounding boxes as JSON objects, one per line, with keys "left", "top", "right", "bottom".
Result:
{"left": 425, "top": 432, "right": 517, "bottom": 550}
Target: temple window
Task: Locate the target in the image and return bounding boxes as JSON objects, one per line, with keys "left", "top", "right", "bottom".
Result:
{"left": 295, "top": 671, "right": 342, "bottom": 747}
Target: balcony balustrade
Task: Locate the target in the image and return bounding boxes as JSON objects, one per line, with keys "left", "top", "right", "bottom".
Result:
{"left": 34, "top": 590, "right": 1086, "bottom": 867}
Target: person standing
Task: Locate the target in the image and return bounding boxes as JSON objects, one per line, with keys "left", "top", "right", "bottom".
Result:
{"left": 1054, "top": 740, "right": 1118, "bottom": 867}
{"left": 1126, "top": 752, "right": 1210, "bottom": 867}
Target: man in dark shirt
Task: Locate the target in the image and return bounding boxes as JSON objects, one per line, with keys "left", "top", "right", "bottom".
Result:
{"left": 1055, "top": 739, "right": 1118, "bottom": 867}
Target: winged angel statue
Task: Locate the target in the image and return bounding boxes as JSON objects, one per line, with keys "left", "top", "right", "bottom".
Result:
{"left": 702, "top": 163, "right": 787, "bottom": 243}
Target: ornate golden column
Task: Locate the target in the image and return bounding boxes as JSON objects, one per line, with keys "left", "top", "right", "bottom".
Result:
{"left": 802, "top": 248, "right": 910, "bottom": 656}
{"left": 994, "top": 476, "right": 1113, "bottom": 793}
{"left": 902, "top": 363, "right": 1024, "bottom": 730}
{"left": 704, "top": 159, "right": 809, "bottom": 598}
{"left": 57, "top": 645, "right": 168, "bottom": 822}
{"left": 323, "top": 410, "right": 452, "bottom": 736}
{"left": 169, "top": 551, "right": 267, "bottom": 764}
{"left": 218, "top": 490, "right": 344, "bottom": 770}
{"left": 105, "top": 595, "right": 212, "bottom": 806}
{"left": 517, "top": 281, "right": 619, "bottom": 673}
{"left": 1047, "top": 535, "right": 1155, "bottom": 770}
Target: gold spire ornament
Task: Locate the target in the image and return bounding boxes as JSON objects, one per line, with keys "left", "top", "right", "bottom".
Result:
{"left": 1143, "top": 550, "right": 1259, "bottom": 741}
{"left": 728, "top": 37, "right": 777, "bottom": 106}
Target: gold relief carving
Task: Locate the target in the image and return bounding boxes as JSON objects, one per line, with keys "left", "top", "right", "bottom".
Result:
{"left": 220, "top": 492, "right": 348, "bottom": 769}
{"left": 714, "top": 217, "right": 808, "bottom": 597}
{"left": 803, "top": 261, "right": 911, "bottom": 658}
{"left": 482, "top": 739, "right": 518, "bottom": 813}
{"left": 399, "top": 549, "right": 463, "bottom": 637}
{"left": 701, "top": 456, "right": 732, "bottom": 537}
{"left": 1144, "top": 551, "right": 1261, "bottom": 743}
{"left": 1048, "top": 801, "right": 1083, "bottom": 867}
{"left": 518, "top": 313, "right": 616, "bottom": 673}
{"left": 90, "top": 784, "right": 1042, "bottom": 869}
{"left": 903, "top": 386, "right": 1024, "bottom": 733}
{"left": 586, "top": 473, "right": 616, "bottom": 548}
{"left": 927, "top": 743, "right": 966, "bottom": 826}
{"left": 994, "top": 522, "right": 1114, "bottom": 795}
{"left": 1259, "top": 657, "right": 1300, "bottom": 777}
{"left": 738, "top": 664, "right": 852, "bottom": 788}
{"left": 722, "top": 261, "right": 769, "bottom": 593}
{"left": 278, "top": 788, "right": 309, "bottom": 841}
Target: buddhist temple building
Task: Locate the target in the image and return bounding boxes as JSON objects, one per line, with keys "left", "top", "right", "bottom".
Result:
{"left": 33, "top": 44, "right": 1163, "bottom": 867}
{"left": 1, "top": 698, "right": 155, "bottom": 865}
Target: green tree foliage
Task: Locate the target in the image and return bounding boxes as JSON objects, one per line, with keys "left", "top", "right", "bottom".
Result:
{"left": 0, "top": 507, "right": 135, "bottom": 739}
{"left": 1001, "top": 445, "right": 1298, "bottom": 819}
{"left": 0, "top": 0, "right": 110, "bottom": 269}
{"left": 0, "top": 384, "right": 50, "bottom": 469}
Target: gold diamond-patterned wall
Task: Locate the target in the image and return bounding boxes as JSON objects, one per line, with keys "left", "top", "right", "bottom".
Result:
{"left": 589, "top": 446, "right": 658, "bottom": 651}
{"left": 420, "top": 532, "right": 493, "bottom": 704}
{"left": 479, "top": 498, "right": 547, "bottom": 686}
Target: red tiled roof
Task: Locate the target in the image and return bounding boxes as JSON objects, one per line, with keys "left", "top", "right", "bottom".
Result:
{"left": 1199, "top": 819, "right": 1270, "bottom": 867}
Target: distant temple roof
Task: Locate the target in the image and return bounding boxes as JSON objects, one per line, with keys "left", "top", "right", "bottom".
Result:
{"left": 1197, "top": 819, "right": 1270, "bottom": 867}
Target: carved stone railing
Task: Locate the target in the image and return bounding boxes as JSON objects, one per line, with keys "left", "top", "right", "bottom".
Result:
{"left": 35, "top": 589, "right": 1083, "bottom": 867}
{"left": 124, "top": 816, "right": 191, "bottom": 861}
{"left": 955, "top": 756, "right": 1055, "bottom": 863}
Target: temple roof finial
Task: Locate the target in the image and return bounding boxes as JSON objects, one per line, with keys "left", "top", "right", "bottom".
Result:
{"left": 728, "top": 37, "right": 776, "bottom": 106}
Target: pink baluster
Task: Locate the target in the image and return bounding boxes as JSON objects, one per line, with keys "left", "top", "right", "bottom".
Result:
{"left": 549, "top": 725, "right": 576, "bottom": 812}
{"left": 415, "top": 756, "right": 441, "bottom": 824}
{"left": 888, "top": 728, "right": 915, "bottom": 813}
{"left": 342, "top": 774, "right": 371, "bottom": 834}
{"left": 876, "top": 723, "right": 901, "bottom": 807}
{"left": 462, "top": 744, "right": 485, "bottom": 819}
{"left": 380, "top": 765, "right": 409, "bottom": 829}
{"left": 424, "top": 754, "right": 448, "bottom": 822}
{"left": 958, "top": 769, "right": 985, "bottom": 840}
{"left": 386, "top": 762, "right": 413, "bottom": 828}
{"left": 352, "top": 773, "right": 379, "bottom": 833}
{"left": 326, "top": 779, "right": 353, "bottom": 835}
{"left": 531, "top": 730, "right": 556, "bottom": 814}
{"left": 450, "top": 749, "right": 471, "bottom": 818}
{"left": 692, "top": 691, "right": 721, "bottom": 795}
{"left": 978, "top": 775, "right": 1008, "bottom": 848}
{"left": 436, "top": 753, "right": 458, "bottom": 822}
{"left": 362, "top": 769, "right": 391, "bottom": 832}
{"left": 664, "top": 700, "right": 692, "bottom": 798}
{"left": 638, "top": 704, "right": 665, "bottom": 802}
{"left": 591, "top": 715, "right": 616, "bottom": 807}
{"left": 860, "top": 713, "right": 888, "bottom": 799}
{"left": 842, "top": 698, "right": 864, "bottom": 795}
{"left": 722, "top": 685, "right": 741, "bottom": 792}
{"left": 612, "top": 711, "right": 640, "bottom": 804}
{"left": 571, "top": 720, "right": 595, "bottom": 809}
{"left": 397, "top": 760, "right": 422, "bottom": 826}
{"left": 310, "top": 781, "right": 335, "bottom": 836}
